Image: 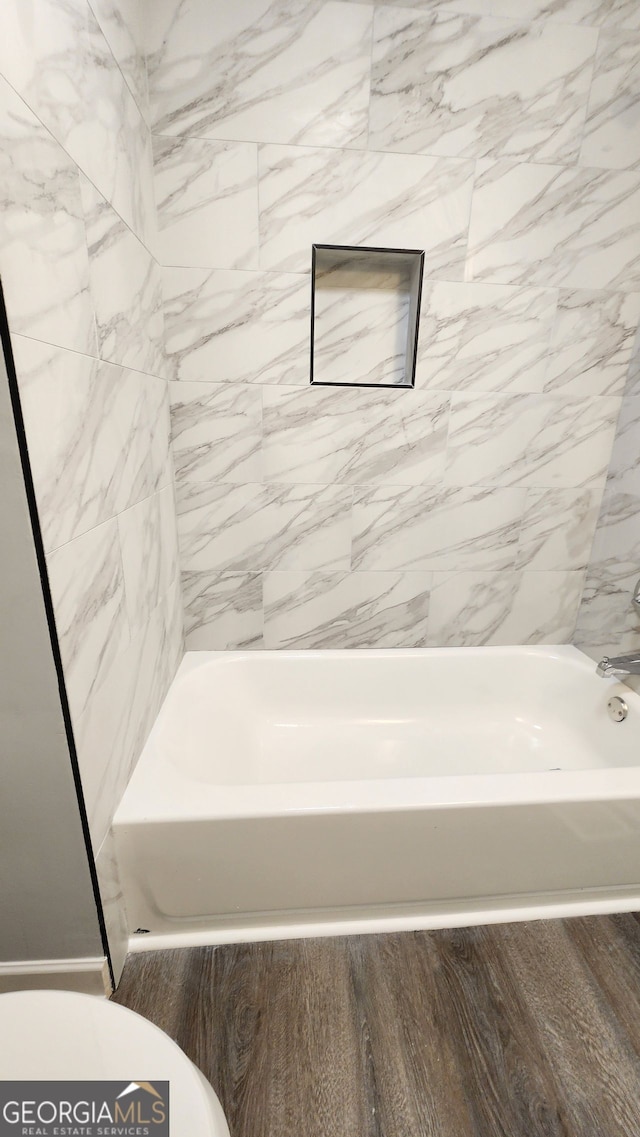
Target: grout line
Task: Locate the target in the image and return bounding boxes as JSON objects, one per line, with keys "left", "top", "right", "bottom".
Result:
{"left": 0, "top": 68, "right": 156, "bottom": 255}
{"left": 11, "top": 331, "right": 170, "bottom": 384}
{"left": 86, "top": 0, "right": 150, "bottom": 138}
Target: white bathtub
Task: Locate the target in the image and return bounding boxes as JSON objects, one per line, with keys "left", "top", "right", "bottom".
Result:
{"left": 114, "top": 645, "right": 640, "bottom": 951}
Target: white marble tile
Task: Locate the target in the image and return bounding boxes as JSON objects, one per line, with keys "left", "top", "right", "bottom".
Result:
{"left": 444, "top": 393, "right": 620, "bottom": 487}
{"left": 428, "top": 570, "right": 515, "bottom": 647}
{"left": 602, "top": 1, "right": 640, "bottom": 30}
{"left": 0, "top": 0, "right": 150, "bottom": 243}
{"left": 46, "top": 518, "right": 130, "bottom": 725}
{"left": 580, "top": 31, "right": 640, "bottom": 171}
{"left": 352, "top": 484, "right": 527, "bottom": 571}
{"left": 170, "top": 382, "right": 262, "bottom": 483}
{"left": 89, "top": 0, "right": 148, "bottom": 120}
{"left": 627, "top": 329, "right": 640, "bottom": 395}
{"left": 12, "top": 336, "right": 171, "bottom": 552}
{"left": 575, "top": 464, "right": 640, "bottom": 641}
{"left": 139, "top": 0, "right": 177, "bottom": 55}
{"left": 370, "top": 8, "right": 597, "bottom": 164}
{"left": 95, "top": 828, "right": 128, "bottom": 983}
{"left": 348, "top": 0, "right": 638, "bottom": 20}
{"left": 164, "top": 571, "right": 186, "bottom": 675}
{"left": 544, "top": 290, "right": 640, "bottom": 395}
{"left": 118, "top": 485, "right": 178, "bottom": 634}
{"left": 79, "top": 7, "right": 151, "bottom": 245}
{"left": 416, "top": 281, "right": 557, "bottom": 393}
{"left": 575, "top": 564, "right": 640, "bottom": 645}
{"left": 80, "top": 176, "right": 165, "bottom": 375}
{"left": 182, "top": 570, "right": 263, "bottom": 650}
{"left": 575, "top": 468, "right": 640, "bottom": 648}
{"left": 259, "top": 145, "right": 475, "bottom": 276}
{"left": 585, "top": 486, "right": 640, "bottom": 574}
{"left": 153, "top": 136, "right": 259, "bottom": 270}
{"left": 516, "top": 487, "right": 604, "bottom": 570}
{"left": 601, "top": 0, "right": 640, "bottom": 28}
{"left": 138, "top": 129, "right": 159, "bottom": 254}
{"left": 149, "top": 0, "right": 372, "bottom": 148}
{"left": 428, "top": 569, "right": 585, "bottom": 646}
{"left": 466, "top": 160, "right": 640, "bottom": 293}
{"left": 162, "top": 267, "right": 309, "bottom": 385}
{"left": 73, "top": 594, "right": 176, "bottom": 851}
{"left": 0, "top": 76, "right": 97, "bottom": 356}
{"left": 263, "top": 570, "right": 432, "bottom": 649}
{"left": 602, "top": 396, "right": 640, "bottom": 495}
{"left": 177, "top": 482, "right": 352, "bottom": 572}
{"left": 262, "top": 386, "right": 450, "bottom": 485}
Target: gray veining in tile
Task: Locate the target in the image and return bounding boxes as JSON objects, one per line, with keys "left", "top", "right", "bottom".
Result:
{"left": 466, "top": 160, "right": 640, "bottom": 292}
{"left": 182, "top": 570, "right": 263, "bottom": 650}
{"left": 370, "top": 8, "right": 597, "bottom": 164}
{"left": 601, "top": 395, "right": 640, "bottom": 495}
{"left": 263, "top": 570, "right": 432, "bottom": 649}
{"left": 170, "top": 382, "right": 263, "bottom": 483}
{"left": 416, "top": 281, "right": 557, "bottom": 393}
{"left": 259, "top": 145, "right": 475, "bottom": 276}
{"left": 544, "top": 290, "right": 640, "bottom": 395}
{"left": 575, "top": 561, "right": 640, "bottom": 645}
{"left": 580, "top": 31, "right": 640, "bottom": 171}
{"left": 118, "top": 485, "right": 178, "bottom": 634}
{"left": 352, "top": 484, "right": 528, "bottom": 572}
{"left": 89, "top": 0, "right": 148, "bottom": 120}
{"left": 12, "top": 336, "right": 171, "bottom": 552}
{"left": 177, "top": 482, "right": 352, "bottom": 572}
{"left": 148, "top": 0, "right": 372, "bottom": 148}
{"left": 136, "top": 0, "right": 640, "bottom": 658}
{"left": 162, "top": 267, "right": 309, "bottom": 385}
{"left": 262, "top": 386, "right": 450, "bottom": 485}
{"left": 46, "top": 518, "right": 130, "bottom": 724}
{"left": 74, "top": 586, "right": 181, "bottom": 850}
{"left": 428, "top": 568, "right": 585, "bottom": 647}
{"left": 0, "top": 75, "right": 97, "bottom": 356}
{"left": 516, "top": 487, "right": 604, "bottom": 570}
{"left": 153, "top": 135, "right": 259, "bottom": 270}
{"left": 348, "top": 0, "right": 640, "bottom": 24}
{"left": 80, "top": 174, "right": 165, "bottom": 375}
{"left": 444, "top": 393, "right": 621, "bottom": 487}
{"left": 0, "top": 0, "right": 151, "bottom": 242}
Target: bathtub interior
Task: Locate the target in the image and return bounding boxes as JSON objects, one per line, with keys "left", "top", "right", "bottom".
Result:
{"left": 153, "top": 646, "right": 640, "bottom": 785}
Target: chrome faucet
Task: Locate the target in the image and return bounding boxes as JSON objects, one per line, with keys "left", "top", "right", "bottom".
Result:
{"left": 596, "top": 652, "right": 640, "bottom": 678}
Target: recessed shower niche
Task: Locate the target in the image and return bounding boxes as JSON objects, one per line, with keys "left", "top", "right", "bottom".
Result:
{"left": 310, "top": 244, "right": 425, "bottom": 389}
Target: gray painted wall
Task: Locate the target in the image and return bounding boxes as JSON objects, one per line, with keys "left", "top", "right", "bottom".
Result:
{"left": 0, "top": 327, "right": 103, "bottom": 963}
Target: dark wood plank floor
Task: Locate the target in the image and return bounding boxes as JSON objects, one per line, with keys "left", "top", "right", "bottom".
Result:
{"left": 113, "top": 915, "right": 640, "bottom": 1137}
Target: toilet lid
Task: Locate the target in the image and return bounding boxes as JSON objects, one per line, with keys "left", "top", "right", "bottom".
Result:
{"left": 0, "top": 990, "right": 229, "bottom": 1137}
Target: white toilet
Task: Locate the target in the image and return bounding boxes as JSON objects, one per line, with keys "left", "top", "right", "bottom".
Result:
{"left": 0, "top": 989, "right": 230, "bottom": 1137}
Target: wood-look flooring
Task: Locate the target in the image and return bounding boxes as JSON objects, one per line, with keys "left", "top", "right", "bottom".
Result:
{"left": 113, "top": 915, "right": 640, "bottom": 1137}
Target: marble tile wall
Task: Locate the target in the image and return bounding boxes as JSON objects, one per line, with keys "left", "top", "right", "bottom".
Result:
{"left": 146, "top": 0, "right": 640, "bottom": 652}
{"left": 0, "top": 0, "right": 183, "bottom": 975}
{"left": 575, "top": 350, "right": 640, "bottom": 664}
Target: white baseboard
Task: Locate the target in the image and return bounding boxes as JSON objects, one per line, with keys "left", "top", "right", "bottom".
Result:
{"left": 0, "top": 956, "right": 110, "bottom": 996}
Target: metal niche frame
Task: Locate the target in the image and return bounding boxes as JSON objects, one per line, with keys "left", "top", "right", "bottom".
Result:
{"left": 310, "top": 242, "right": 425, "bottom": 390}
